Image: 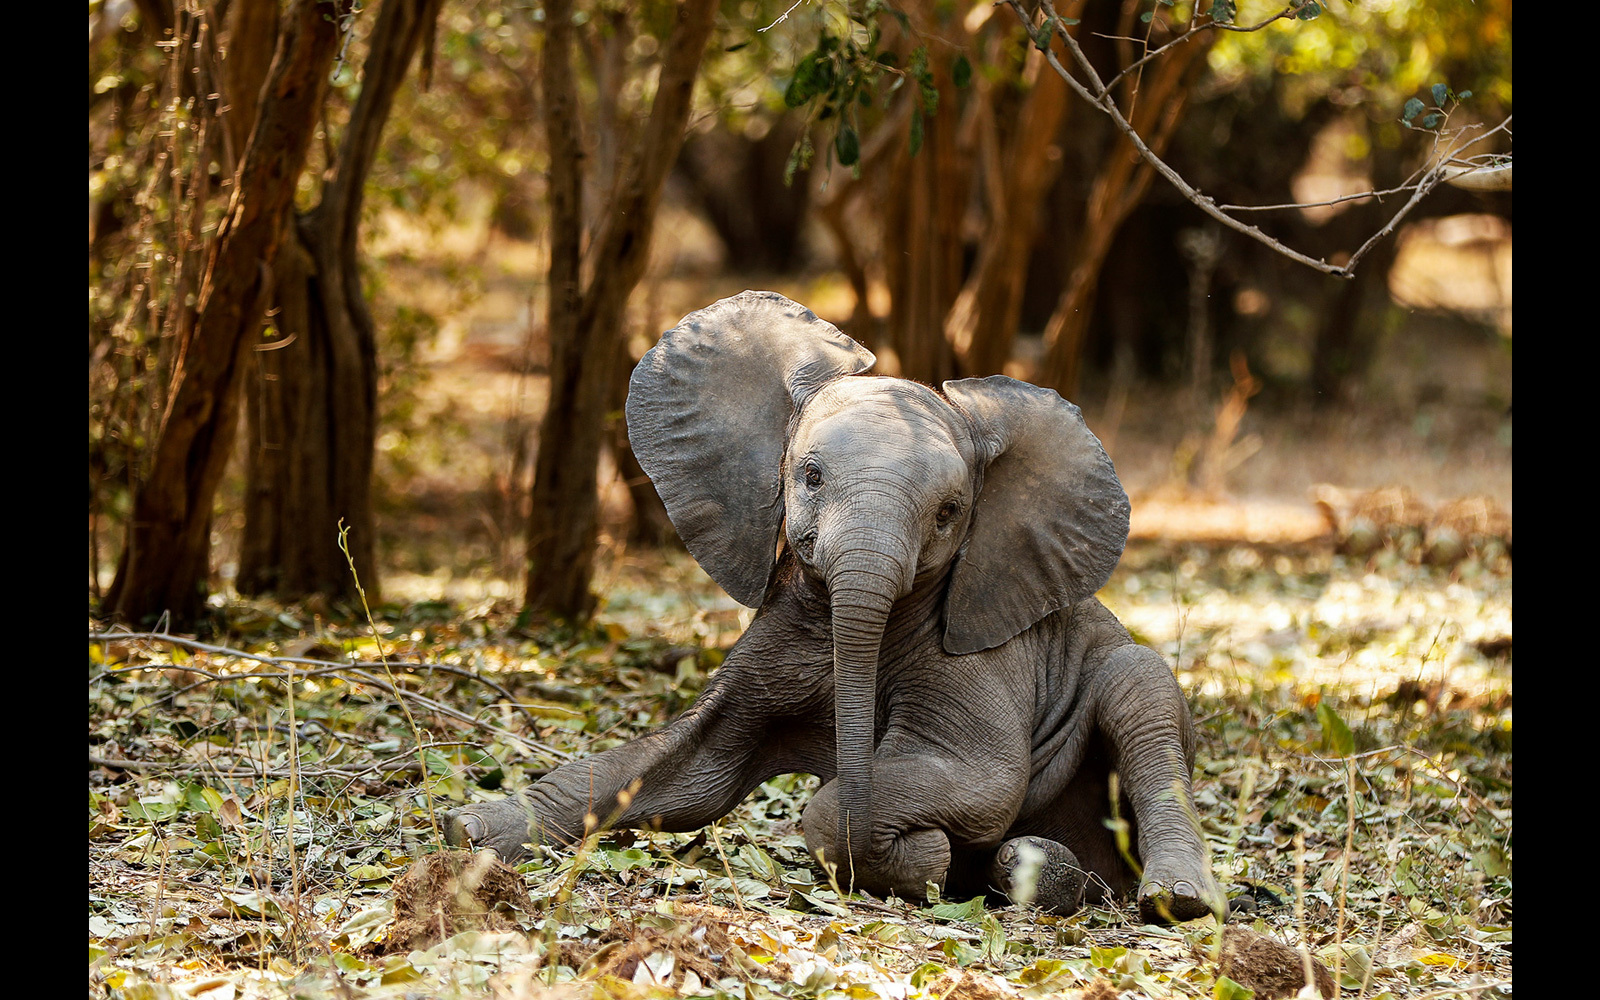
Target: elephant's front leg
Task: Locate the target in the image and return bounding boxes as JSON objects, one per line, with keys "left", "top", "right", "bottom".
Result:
{"left": 449, "top": 678, "right": 827, "bottom": 861}
{"left": 801, "top": 754, "right": 1022, "bottom": 901}
{"left": 1093, "top": 644, "right": 1224, "bottom": 922}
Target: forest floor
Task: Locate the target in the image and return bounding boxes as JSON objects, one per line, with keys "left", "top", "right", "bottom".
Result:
{"left": 88, "top": 535, "right": 1511, "bottom": 999}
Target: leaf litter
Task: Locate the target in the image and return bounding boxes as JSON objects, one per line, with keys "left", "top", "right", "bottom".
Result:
{"left": 89, "top": 542, "right": 1509, "bottom": 998}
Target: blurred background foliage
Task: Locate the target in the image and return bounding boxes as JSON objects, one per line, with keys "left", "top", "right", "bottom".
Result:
{"left": 88, "top": 0, "right": 1510, "bottom": 621}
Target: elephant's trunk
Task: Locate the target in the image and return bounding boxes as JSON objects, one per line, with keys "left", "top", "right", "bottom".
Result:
{"left": 824, "top": 524, "right": 915, "bottom": 887}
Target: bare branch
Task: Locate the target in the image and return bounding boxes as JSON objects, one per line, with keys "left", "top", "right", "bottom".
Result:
{"left": 1218, "top": 184, "right": 1418, "bottom": 213}
{"left": 1097, "top": 2, "right": 1308, "bottom": 97}
{"left": 1014, "top": 0, "right": 1351, "bottom": 276}
{"left": 87, "top": 630, "right": 572, "bottom": 761}
{"left": 1011, "top": 1, "right": 1512, "bottom": 280}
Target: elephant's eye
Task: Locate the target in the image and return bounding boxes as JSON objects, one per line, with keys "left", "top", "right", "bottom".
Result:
{"left": 936, "top": 501, "right": 960, "bottom": 526}
{"left": 804, "top": 464, "right": 823, "bottom": 489}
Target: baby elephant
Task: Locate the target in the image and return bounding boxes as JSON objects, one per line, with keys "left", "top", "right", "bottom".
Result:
{"left": 448, "top": 291, "right": 1222, "bottom": 922}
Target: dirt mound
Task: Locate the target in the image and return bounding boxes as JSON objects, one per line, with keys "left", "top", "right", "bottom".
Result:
{"left": 1218, "top": 926, "right": 1336, "bottom": 1000}
{"left": 384, "top": 849, "right": 532, "bottom": 954}
{"left": 581, "top": 913, "right": 743, "bottom": 991}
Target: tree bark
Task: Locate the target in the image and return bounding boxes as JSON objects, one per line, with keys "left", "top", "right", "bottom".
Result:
{"left": 880, "top": 0, "right": 973, "bottom": 385}
{"left": 221, "top": 0, "right": 278, "bottom": 158}
{"left": 948, "top": 17, "right": 1077, "bottom": 377}
{"left": 1037, "top": 17, "right": 1210, "bottom": 396}
{"left": 107, "top": 0, "right": 350, "bottom": 627}
{"left": 238, "top": 0, "right": 443, "bottom": 604}
{"left": 524, "top": 0, "right": 717, "bottom": 622}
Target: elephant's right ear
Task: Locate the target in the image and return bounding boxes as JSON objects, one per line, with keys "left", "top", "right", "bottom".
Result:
{"left": 626, "top": 291, "right": 875, "bottom": 607}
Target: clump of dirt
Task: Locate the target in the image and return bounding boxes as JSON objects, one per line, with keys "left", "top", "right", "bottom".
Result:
{"left": 923, "top": 969, "right": 1016, "bottom": 1000}
{"left": 1218, "top": 926, "right": 1336, "bottom": 1000}
{"left": 384, "top": 849, "right": 533, "bottom": 954}
{"left": 582, "top": 914, "right": 743, "bottom": 990}
{"left": 1077, "top": 980, "right": 1121, "bottom": 999}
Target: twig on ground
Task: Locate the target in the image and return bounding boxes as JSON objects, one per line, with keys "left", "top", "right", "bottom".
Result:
{"left": 88, "top": 630, "right": 571, "bottom": 761}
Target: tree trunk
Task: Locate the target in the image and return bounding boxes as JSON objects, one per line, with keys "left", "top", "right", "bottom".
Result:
{"left": 608, "top": 348, "right": 678, "bottom": 547}
{"left": 238, "top": 0, "right": 442, "bottom": 604}
{"left": 1037, "top": 15, "right": 1211, "bottom": 396}
{"left": 881, "top": 1, "right": 972, "bottom": 385}
{"left": 678, "top": 117, "right": 811, "bottom": 273}
{"left": 948, "top": 24, "right": 1075, "bottom": 377}
{"left": 107, "top": 0, "right": 350, "bottom": 627}
{"left": 524, "top": 0, "right": 717, "bottom": 622}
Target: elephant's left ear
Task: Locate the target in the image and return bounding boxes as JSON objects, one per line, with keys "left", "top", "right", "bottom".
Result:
{"left": 940, "top": 376, "right": 1130, "bottom": 655}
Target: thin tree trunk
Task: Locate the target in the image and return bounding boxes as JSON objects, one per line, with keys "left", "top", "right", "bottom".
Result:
{"left": 881, "top": 1, "right": 972, "bottom": 385}
{"left": 221, "top": 0, "right": 277, "bottom": 157}
{"left": 948, "top": 22, "right": 1076, "bottom": 377}
{"left": 524, "top": 0, "right": 718, "bottom": 621}
{"left": 608, "top": 346, "right": 678, "bottom": 547}
{"left": 1037, "top": 24, "right": 1209, "bottom": 396}
{"left": 107, "top": 0, "right": 350, "bottom": 627}
{"left": 238, "top": 0, "right": 442, "bottom": 603}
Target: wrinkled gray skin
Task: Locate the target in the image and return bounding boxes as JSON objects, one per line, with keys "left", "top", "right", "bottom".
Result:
{"left": 447, "top": 291, "right": 1223, "bottom": 923}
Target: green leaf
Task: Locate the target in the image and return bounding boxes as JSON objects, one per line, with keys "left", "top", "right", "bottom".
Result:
{"left": 834, "top": 124, "right": 860, "bottom": 167}
{"left": 1296, "top": 1, "right": 1322, "bottom": 19}
{"left": 1432, "top": 83, "right": 1450, "bottom": 106}
{"left": 423, "top": 748, "right": 453, "bottom": 775}
{"left": 1316, "top": 700, "right": 1355, "bottom": 756}
{"left": 1458, "top": 89, "right": 1473, "bottom": 100}
{"left": 1472, "top": 843, "right": 1511, "bottom": 878}
{"left": 1034, "top": 19, "right": 1054, "bottom": 51}
{"left": 940, "top": 938, "right": 983, "bottom": 966}
{"left": 1090, "top": 945, "right": 1128, "bottom": 969}
{"left": 981, "top": 914, "right": 1007, "bottom": 962}
{"left": 1214, "top": 975, "right": 1256, "bottom": 1000}
{"left": 1210, "top": 0, "right": 1236, "bottom": 23}
{"left": 909, "top": 112, "right": 924, "bottom": 157}
{"left": 783, "top": 135, "right": 812, "bottom": 187}
{"left": 953, "top": 55, "right": 972, "bottom": 89}
{"left": 1141, "top": 10, "right": 1154, "bottom": 22}
{"left": 924, "top": 895, "right": 986, "bottom": 922}
{"left": 794, "top": 890, "right": 852, "bottom": 916}
{"left": 1402, "top": 97, "right": 1425, "bottom": 121}
{"left": 1419, "top": 113, "right": 1442, "bottom": 129}
{"left": 784, "top": 53, "right": 821, "bottom": 109}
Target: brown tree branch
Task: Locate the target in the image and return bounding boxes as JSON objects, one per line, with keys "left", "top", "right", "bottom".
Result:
{"left": 1012, "top": 0, "right": 1512, "bottom": 282}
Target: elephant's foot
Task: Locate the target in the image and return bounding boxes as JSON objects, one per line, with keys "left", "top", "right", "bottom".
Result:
{"left": 443, "top": 798, "right": 539, "bottom": 863}
{"left": 989, "top": 836, "right": 1086, "bottom": 914}
{"left": 1136, "top": 853, "right": 1224, "bottom": 924}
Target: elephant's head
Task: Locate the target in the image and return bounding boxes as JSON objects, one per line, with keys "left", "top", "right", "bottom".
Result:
{"left": 626, "top": 291, "right": 1130, "bottom": 876}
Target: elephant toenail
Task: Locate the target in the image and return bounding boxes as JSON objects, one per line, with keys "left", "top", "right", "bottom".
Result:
{"left": 456, "top": 814, "right": 485, "bottom": 844}
{"left": 1173, "top": 880, "right": 1195, "bottom": 897}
